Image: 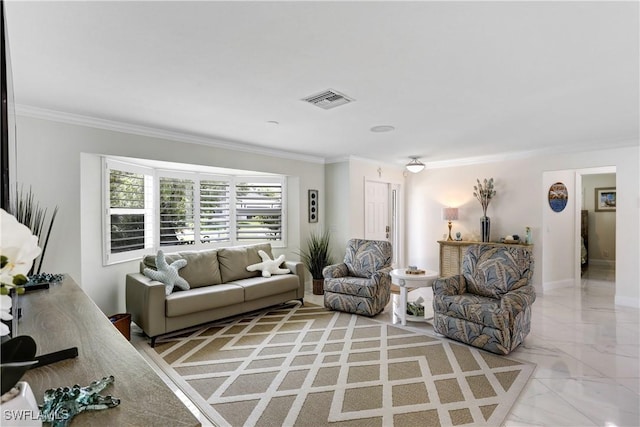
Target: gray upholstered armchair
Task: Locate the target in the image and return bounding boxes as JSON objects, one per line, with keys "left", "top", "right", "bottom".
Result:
{"left": 322, "top": 239, "right": 392, "bottom": 316}
{"left": 432, "top": 244, "right": 535, "bottom": 355}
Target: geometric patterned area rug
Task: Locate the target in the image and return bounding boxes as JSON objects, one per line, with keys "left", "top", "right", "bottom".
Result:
{"left": 144, "top": 302, "right": 535, "bottom": 427}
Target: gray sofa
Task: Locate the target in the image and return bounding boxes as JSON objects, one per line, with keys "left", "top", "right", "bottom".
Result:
{"left": 126, "top": 243, "right": 304, "bottom": 346}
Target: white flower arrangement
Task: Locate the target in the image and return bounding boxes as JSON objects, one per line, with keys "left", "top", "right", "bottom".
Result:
{"left": 0, "top": 209, "right": 41, "bottom": 336}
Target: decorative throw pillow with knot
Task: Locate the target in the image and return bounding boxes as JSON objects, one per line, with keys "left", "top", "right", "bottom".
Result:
{"left": 143, "top": 250, "right": 190, "bottom": 296}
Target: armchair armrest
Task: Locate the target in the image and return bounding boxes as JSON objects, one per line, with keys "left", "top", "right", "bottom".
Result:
{"left": 371, "top": 266, "right": 393, "bottom": 285}
{"left": 432, "top": 274, "right": 467, "bottom": 296}
{"left": 501, "top": 284, "right": 536, "bottom": 312}
{"left": 126, "top": 273, "right": 167, "bottom": 338}
{"left": 323, "top": 263, "right": 349, "bottom": 279}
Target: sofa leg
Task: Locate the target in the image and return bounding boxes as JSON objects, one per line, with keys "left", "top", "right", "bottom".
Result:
{"left": 298, "top": 298, "right": 304, "bottom": 305}
{"left": 150, "top": 336, "right": 157, "bottom": 347}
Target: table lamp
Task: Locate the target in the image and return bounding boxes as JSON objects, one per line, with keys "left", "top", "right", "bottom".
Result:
{"left": 442, "top": 207, "right": 459, "bottom": 241}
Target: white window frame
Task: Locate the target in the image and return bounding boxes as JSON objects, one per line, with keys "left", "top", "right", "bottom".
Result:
{"left": 233, "top": 176, "right": 286, "bottom": 246}
{"left": 102, "top": 158, "right": 154, "bottom": 265}
{"left": 102, "top": 158, "right": 287, "bottom": 265}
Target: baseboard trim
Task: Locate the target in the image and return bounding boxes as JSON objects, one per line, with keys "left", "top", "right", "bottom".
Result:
{"left": 543, "top": 279, "right": 575, "bottom": 292}
{"left": 588, "top": 259, "right": 616, "bottom": 268}
{"left": 615, "top": 295, "right": 640, "bottom": 308}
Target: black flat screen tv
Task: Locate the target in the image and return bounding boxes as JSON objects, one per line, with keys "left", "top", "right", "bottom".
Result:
{"left": 1, "top": 0, "right": 16, "bottom": 211}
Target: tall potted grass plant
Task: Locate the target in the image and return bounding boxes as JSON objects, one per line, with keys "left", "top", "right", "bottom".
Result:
{"left": 298, "top": 229, "right": 333, "bottom": 295}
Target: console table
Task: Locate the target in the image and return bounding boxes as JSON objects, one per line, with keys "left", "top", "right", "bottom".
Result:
{"left": 18, "top": 276, "right": 200, "bottom": 426}
{"left": 438, "top": 240, "right": 533, "bottom": 277}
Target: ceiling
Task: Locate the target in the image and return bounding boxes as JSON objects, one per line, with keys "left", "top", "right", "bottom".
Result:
{"left": 4, "top": 1, "right": 639, "bottom": 167}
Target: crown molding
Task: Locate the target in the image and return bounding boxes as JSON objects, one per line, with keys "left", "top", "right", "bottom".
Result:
{"left": 15, "top": 104, "right": 637, "bottom": 169}
{"left": 324, "top": 155, "right": 404, "bottom": 170}
{"left": 423, "top": 137, "right": 638, "bottom": 170}
{"left": 15, "top": 104, "right": 326, "bottom": 164}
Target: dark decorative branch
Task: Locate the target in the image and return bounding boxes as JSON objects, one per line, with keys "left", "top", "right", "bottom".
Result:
{"left": 9, "top": 186, "right": 58, "bottom": 275}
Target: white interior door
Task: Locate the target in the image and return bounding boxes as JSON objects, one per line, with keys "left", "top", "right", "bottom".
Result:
{"left": 365, "top": 180, "right": 389, "bottom": 241}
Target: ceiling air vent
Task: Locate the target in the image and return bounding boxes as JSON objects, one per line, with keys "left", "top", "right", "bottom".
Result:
{"left": 302, "top": 89, "right": 354, "bottom": 110}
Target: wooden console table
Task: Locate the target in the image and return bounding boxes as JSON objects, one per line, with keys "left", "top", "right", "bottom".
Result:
{"left": 18, "top": 276, "right": 200, "bottom": 426}
{"left": 438, "top": 240, "right": 533, "bottom": 277}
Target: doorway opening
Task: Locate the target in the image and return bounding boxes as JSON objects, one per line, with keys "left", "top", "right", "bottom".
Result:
{"left": 575, "top": 167, "right": 616, "bottom": 287}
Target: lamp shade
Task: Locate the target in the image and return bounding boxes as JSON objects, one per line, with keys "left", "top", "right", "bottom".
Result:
{"left": 405, "top": 158, "right": 425, "bottom": 173}
{"left": 442, "top": 207, "right": 459, "bottom": 221}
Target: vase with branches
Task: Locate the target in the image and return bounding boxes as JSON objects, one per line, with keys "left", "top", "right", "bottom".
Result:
{"left": 298, "top": 229, "right": 333, "bottom": 295}
{"left": 473, "top": 178, "right": 496, "bottom": 242}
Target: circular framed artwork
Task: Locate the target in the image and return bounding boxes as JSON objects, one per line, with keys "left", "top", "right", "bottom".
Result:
{"left": 548, "top": 182, "right": 568, "bottom": 212}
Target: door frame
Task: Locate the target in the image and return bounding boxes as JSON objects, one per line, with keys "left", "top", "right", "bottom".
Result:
{"left": 364, "top": 177, "right": 405, "bottom": 267}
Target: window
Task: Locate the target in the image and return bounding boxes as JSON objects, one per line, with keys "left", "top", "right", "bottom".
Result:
{"left": 159, "top": 176, "right": 195, "bottom": 246}
{"left": 110, "top": 170, "right": 145, "bottom": 253}
{"left": 104, "top": 159, "right": 153, "bottom": 264}
{"left": 236, "top": 179, "right": 283, "bottom": 242}
{"left": 103, "top": 158, "right": 286, "bottom": 265}
{"left": 200, "top": 179, "right": 230, "bottom": 244}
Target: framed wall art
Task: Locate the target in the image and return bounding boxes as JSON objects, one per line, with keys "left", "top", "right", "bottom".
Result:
{"left": 308, "top": 189, "right": 318, "bottom": 222}
{"left": 548, "top": 182, "right": 568, "bottom": 213}
{"left": 595, "top": 187, "right": 616, "bottom": 212}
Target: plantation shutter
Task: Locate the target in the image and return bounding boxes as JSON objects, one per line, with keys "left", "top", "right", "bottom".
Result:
{"left": 200, "top": 179, "right": 231, "bottom": 243}
{"left": 159, "top": 177, "right": 195, "bottom": 246}
{"left": 104, "top": 158, "right": 288, "bottom": 264}
{"left": 109, "top": 170, "right": 146, "bottom": 253}
{"left": 235, "top": 180, "right": 283, "bottom": 242}
{"left": 104, "top": 159, "right": 154, "bottom": 265}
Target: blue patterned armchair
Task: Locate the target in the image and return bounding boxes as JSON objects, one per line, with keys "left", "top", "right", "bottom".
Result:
{"left": 323, "top": 239, "right": 392, "bottom": 316}
{"left": 432, "top": 244, "right": 535, "bottom": 355}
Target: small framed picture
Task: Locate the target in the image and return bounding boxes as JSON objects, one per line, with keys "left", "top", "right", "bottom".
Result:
{"left": 595, "top": 187, "right": 616, "bottom": 212}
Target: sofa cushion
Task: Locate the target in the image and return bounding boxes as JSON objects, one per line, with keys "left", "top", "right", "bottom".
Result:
{"left": 165, "top": 284, "right": 244, "bottom": 317}
{"left": 463, "top": 245, "right": 533, "bottom": 298}
{"left": 177, "top": 249, "right": 222, "bottom": 287}
{"left": 324, "top": 277, "right": 380, "bottom": 299}
{"left": 433, "top": 293, "right": 508, "bottom": 330}
{"left": 142, "top": 248, "right": 222, "bottom": 288}
{"left": 229, "top": 274, "right": 299, "bottom": 301}
{"left": 142, "top": 252, "right": 183, "bottom": 271}
{"left": 218, "top": 243, "right": 273, "bottom": 282}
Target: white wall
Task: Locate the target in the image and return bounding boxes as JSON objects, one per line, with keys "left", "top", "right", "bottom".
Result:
{"left": 15, "top": 115, "right": 325, "bottom": 314}
{"left": 542, "top": 170, "right": 575, "bottom": 287}
{"left": 15, "top": 113, "right": 639, "bottom": 309}
{"left": 406, "top": 159, "right": 544, "bottom": 288}
{"left": 325, "top": 161, "right": 350, "bottom": 262}
{"left": 406, "top": 145, "right": 639, "bottom": 307}
{"left": 325, "top": 158, "right": 406, "bottom": 263}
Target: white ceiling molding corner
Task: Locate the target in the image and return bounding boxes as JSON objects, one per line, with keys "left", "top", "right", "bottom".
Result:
{"left": 15, "top": 104, "right": 326, "bottom": 165}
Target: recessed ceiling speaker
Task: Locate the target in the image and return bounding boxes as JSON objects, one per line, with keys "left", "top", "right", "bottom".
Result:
{"left": 308, "top": 189, "right": 318, "bottom": 223}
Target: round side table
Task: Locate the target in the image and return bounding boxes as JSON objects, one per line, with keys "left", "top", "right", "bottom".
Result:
{"left": 390, "top": 268, "right": 439, "bottom": 326}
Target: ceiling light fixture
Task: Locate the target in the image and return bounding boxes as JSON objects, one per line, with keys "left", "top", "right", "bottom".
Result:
{"left": 405, "top": 157, "right": 425, "bottom": 173}
{"left": 370, "top": 125, "right": 395, "bottom": 133}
